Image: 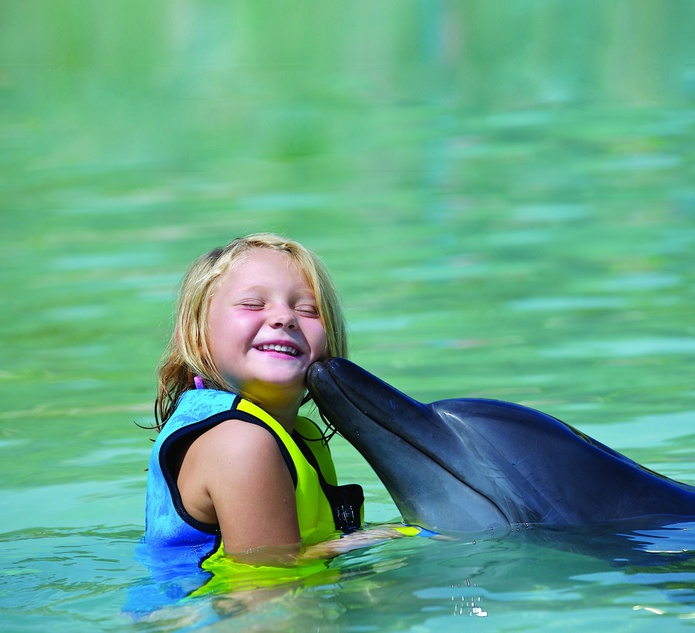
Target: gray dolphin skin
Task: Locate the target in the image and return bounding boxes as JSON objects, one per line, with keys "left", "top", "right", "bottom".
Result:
{"left": 307, "top": 358, "right": 695, "bottom": 536}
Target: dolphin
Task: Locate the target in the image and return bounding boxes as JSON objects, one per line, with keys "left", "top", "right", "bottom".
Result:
{"left": 307, "top": 358, "right": 695, "bottom": 536}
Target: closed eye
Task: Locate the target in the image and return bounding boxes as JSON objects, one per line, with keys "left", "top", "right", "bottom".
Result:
{"left": 238, "top": 300, "right": 264, "bottom": 310}
{"left": 296, "top": 304, "right": 320, "bottom": 317}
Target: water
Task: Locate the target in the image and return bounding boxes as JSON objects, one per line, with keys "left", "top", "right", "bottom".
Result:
{"left": 2, "top": 1, "right": 695, "bottom": 631}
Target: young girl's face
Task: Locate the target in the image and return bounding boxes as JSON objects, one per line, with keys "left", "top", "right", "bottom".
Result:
{"left": 206, "top": 249, "right": 328, "bottom": 409}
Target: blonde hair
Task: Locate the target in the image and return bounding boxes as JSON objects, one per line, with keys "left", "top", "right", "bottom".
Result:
{"left": 154, "top": 233, "right": 348, "bottom": 429}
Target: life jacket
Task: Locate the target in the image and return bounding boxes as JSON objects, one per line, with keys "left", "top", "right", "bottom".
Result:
{"left": 142, "top": 388, "right": 363, "bottom": 565}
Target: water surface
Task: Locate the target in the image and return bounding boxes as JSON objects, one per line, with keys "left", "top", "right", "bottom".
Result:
{"left": 1, "top": 2, "right": 695, "bottom": 631}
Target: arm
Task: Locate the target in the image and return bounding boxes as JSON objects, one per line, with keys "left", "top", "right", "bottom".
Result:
{"left": 177, "top": 419, "right": 302, "bottom": 554}
{"left": 300, "top": 525, "right": 412, "bottom": 558}
{"left": 178, "top": 420, "right": 430, "bottom": 566}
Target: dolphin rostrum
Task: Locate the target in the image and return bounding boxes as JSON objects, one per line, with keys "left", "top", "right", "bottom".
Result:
{"left": 307, "top": 358, "right": 695, "bottom": 536}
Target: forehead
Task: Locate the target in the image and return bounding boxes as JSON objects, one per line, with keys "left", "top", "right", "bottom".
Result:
{"left": 221, "top": 248, "right": 313, "bottom": 289}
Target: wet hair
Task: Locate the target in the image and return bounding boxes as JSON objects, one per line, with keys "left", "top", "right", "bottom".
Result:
{"left": 154, "top": 233, "right": 347, "bottom": 430}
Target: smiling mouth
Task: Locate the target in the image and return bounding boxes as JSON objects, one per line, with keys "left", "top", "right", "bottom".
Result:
{"left": 256, "top": 343, "right": 300, "bottom": 357}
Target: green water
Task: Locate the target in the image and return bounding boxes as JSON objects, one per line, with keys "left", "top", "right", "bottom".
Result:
{"left": 2, "top": 1, "right": 695, "bottom": 631}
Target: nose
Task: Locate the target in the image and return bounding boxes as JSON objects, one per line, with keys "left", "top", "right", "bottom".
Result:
{"left": 268, "top": 305, "right": 297, "bottom": 330}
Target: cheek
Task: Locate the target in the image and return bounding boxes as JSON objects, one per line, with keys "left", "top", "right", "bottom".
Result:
{"left": 206, "top": 314, "right": 241, "bottom": 365}
{"left": 205, "top": 315, "right": 223, "bottom": 356}
{"left": 311, "top": 326, "right": 329, "bottom": 358}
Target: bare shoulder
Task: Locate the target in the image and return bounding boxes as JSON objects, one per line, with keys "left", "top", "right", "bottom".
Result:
{"left": 192, "top": 419, "right": 284, "bottom": 464}
{"left": 177, "top": 419, "right": 290, "bottom": 527}
{"left": 181, "top": 420, "right": 288, "bottom": 491}
{"left": 186, "top": 419, "right": 300, "bottom": 550}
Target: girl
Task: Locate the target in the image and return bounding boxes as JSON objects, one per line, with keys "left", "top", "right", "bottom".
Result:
{"left": 142, "top": 233, "right": 365, "bottom": 565}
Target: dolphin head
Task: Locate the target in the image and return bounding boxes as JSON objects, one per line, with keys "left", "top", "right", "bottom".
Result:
{"left": 307, "top": 358, "right": 522, "bottom": 534}
{"left": 308, "top": 358, "right": 695, "bottom": 534}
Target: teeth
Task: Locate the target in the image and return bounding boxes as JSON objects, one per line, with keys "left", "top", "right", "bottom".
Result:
{"left": 258, "top": 344, "right": 299, "bottom": 356}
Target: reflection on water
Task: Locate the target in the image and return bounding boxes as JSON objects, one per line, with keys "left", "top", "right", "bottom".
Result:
{"left": 1, "top": 1, "right": 695, "bottom": 631}
{"left": 122, "top": 525, "right": 695, "bottom": 631}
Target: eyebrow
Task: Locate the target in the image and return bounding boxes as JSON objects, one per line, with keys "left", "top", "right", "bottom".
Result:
{"left": 237, "top": 285, "right": 316, "bottom": 299}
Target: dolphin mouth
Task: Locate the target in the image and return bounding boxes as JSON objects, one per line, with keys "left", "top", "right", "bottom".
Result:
{"left": 307, "top": 358, "right": 511, "bottom": 532}
{"left": 308, "top": 358, "right": 428, "bottom": 429}
{"left": 307, "top": 358, "right": 420, "bottom": 437}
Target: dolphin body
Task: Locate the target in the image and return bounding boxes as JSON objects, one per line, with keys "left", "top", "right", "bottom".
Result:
{"left": 307, "top": 358, "right": 695, "bottom": 536}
